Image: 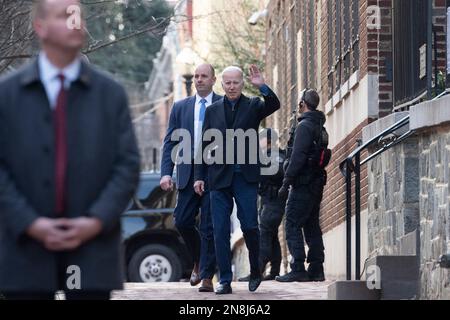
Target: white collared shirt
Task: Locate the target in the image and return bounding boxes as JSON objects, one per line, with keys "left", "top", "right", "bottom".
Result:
{"left": 194, "top": 92, "right": 214, "bottom": 156}
{"left": 38, "top": 52, "right": 81, "bottom": 109}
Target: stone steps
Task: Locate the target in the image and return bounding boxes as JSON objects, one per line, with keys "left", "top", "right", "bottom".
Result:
{"left": 328, "top": 280, "right": 381, "bottom": 300}
{"left": 328, "top": 255, "right": 420, "bottom": 300}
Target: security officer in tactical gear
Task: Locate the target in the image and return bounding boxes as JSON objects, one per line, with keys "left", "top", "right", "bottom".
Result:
{"left": 239, "top": 129, "right": 287, "bottom": 282}
{"left": 276, "top": 88, "right": 327, "bottom": 283}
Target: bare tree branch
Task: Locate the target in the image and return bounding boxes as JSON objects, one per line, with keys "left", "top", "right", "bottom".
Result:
{"left": 83, "top": 16, "right": 170, "bottom": 54}
{"left": 207, "top": 0, "right": 266, "bottom": 96}
{"left": 0, "top": 0, "right": 180, "bottom": 76}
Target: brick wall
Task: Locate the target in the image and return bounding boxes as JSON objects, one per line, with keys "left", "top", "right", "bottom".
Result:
{"left": 265, "top": 0, "right": 448, "bottom": 236}
{"left": 266, "top": 0, "right": 375, "bottom": 235}
{"left": 357, "top": 0, "right": 393, "bottom": 117}
{"left": 321, "top": 120, "right": 370, "bottom": 233}
{"left": 376, "top": 0, "right": 394, "bottom": 117}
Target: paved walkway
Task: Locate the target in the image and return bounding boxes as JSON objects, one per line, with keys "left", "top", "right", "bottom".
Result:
{"left": 111, "top": 281, "right": 332, "bottom": 300}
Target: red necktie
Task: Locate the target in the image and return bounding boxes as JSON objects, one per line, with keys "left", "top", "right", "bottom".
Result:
{"left": 55, "top": 74, "right": 67, "bottom": 215}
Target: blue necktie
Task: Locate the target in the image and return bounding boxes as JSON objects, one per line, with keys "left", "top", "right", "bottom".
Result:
{"left": 199, "top": 98, "right": 207, "bottom": 123}
{"left": 195, "top": 99, "right": 207, "bottom": 157}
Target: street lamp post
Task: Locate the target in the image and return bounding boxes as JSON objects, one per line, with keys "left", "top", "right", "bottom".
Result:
{"left": 182, "top": 73, "right": 194, "bottom": 97}
{"left": 176, "top": 44, "right": 199, "bottom": 97}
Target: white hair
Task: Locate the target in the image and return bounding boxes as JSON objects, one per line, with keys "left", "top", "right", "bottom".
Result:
{"left": 221, "top": 66, "right": 244, "bottom": 79}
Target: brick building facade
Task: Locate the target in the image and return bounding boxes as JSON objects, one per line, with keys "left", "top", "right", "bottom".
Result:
{"left": 264, "top": 0, "right": 448, "bottom": 279}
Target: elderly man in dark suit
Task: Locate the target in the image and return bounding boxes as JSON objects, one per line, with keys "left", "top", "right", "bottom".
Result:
{"left": 160, "top": 64, "right": 221, "bottom": 292}
{"left": 194, "top": 65, "right": 280, "bottom": 294}
{"left": 0, "top": 0, "right": 140, "bottom": 300}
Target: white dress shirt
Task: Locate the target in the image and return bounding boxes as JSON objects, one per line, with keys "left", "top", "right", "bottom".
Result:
{"left": 194, "top": 92, "right": 214, "bottom": 156}
{"left": 38, "top": 52, "right": 81, "bottom": 109}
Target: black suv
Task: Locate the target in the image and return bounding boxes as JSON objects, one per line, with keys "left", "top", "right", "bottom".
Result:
{"left": 121, "top": 172, "right": 192, "bottom": 282}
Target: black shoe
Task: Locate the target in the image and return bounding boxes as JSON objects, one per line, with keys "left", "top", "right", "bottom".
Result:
{"left": 238, "top": 275, "right": 251, "bottom": 282}
{"left": 307, "top": 263, "right": 325, "bottom": 282}
{"left": 248, "top": 275, "right": 262, "bottom": 292}
{"left": 215, "top": 283, "right": 232, "bottom": 295}
{"left": 262, "top": 273, "right": 278, "bottom": 281}
{"left": 275, "top": 271, "right": 310, "bottom": 282}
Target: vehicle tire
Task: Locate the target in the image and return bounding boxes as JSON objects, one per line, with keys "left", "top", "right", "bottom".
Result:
{"left": 128, "top": 244, "right": 183, "bottom": 282}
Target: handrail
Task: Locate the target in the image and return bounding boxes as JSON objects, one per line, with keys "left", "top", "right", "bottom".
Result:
{"left": 123, "top": 208, "right": 174, "bottom": 217}
{"left": 339, "top": 115, "right": 411, "bottom": 177}
{"left": 339, "top": 114, "right": 414, "bottom": 280}
{"left": 432, "top": 88, "right": 450, "bottom": 101}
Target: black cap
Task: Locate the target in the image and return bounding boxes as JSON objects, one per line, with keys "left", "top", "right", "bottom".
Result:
{"left": 300, "top": 89, "right": 320, "bottom": 110}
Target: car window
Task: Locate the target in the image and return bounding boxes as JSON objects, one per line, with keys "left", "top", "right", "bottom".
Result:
{"left": 132, "top": 188, "right": 176, "bottom": 210}
{"left": 135, "top": 178, "right": 159, "bottom": 199}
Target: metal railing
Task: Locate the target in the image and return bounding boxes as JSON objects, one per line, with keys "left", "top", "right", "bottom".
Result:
{"left": 339, "top": 115, "right": 415, "bottom": 280}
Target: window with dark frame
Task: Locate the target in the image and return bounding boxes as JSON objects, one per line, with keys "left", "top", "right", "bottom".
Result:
{"left": 302, "top": 1, "right": 308, "bottom": 89}
{"left": 351, "top": 0, "right": 360, "bottom": 73}
{"left": 334, "top": 0, "right": 342, "bottom": 94}
{"left": 290, "top": 2, "right": 298, "bottom": 112}
{"left": 327, "top": 0, "right": 334, "bottom": 100}
{"left": 393, "top": 0, "right": 428, "bottom": 106}
{"left": 283, "top": 22, "right": 287, "bottom": 107}
{"left": 308, "top": 0, "right": 316, "bottom": 89}
{"left": 446, "top": 0, "right": 450, "bottom": 87}
{"left": 327, "top": 0, "right": 360, "bottom": 101}
{"left": 343, "top": 0, "right": 351, "bottom": 82}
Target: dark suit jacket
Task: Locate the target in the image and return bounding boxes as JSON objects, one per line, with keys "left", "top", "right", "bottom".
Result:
{"left": 160, "top": 93, "right": 222, "bottom": 190}
{"left": 0, "top": 59, "right": 140, "bottom": 292}
{"left": 194, "top": 87, "right": 280, "bottom": 190}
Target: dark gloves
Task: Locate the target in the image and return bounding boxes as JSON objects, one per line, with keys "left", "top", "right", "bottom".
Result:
{"left": 278, "top": 176, "right": 294, "bottom": 201}
{"left": 278, "top": 185, "right": 289, "bottom": 201}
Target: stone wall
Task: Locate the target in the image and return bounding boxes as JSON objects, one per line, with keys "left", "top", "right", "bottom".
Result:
{"left": 365, "top": 96, "right": 450, "bottom": 299}
{"left": 367, "top": 137, "right": 420, "bottom": 257}
{"left": 417, "top": 124, "right": 450, "bottom": 299}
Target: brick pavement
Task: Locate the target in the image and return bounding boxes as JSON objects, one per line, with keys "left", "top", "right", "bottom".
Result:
{"left": 111, "top": 281, "right": 333, "bottom": 300}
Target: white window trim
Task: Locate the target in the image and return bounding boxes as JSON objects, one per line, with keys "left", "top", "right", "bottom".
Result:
{"left": 325, "top": 70, "right": 360, "bottom": 115}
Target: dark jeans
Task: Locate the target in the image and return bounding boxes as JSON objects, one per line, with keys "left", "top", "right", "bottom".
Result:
{"left": 174, "top": 173, "right": 216, "bottom": 279}
{"left": 259, "top": 197, "right": 285, "bottom": 275}
{"left": 285, "top": 176, "right": 325, "bottom": 272}
{"left": 210, "top": 172, "right": 260, "bottom": 284}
